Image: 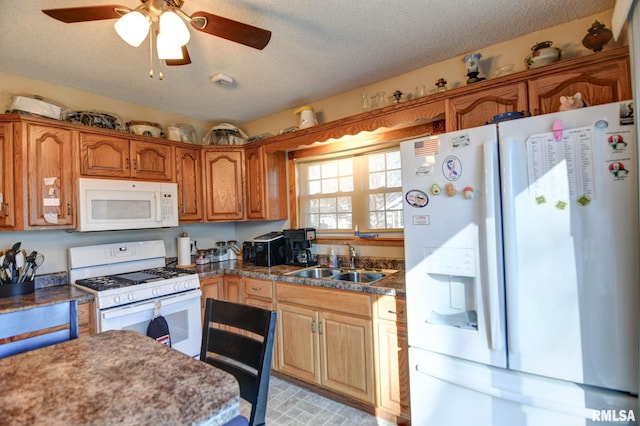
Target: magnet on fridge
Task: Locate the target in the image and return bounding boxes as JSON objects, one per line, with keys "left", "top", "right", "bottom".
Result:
{"left": 445, "top": 183, "right": 457, "bottom": 197}
{"left": 555, "top": 200, "right": 568, "bottom": 210}
{"left": 552, "top": 120, "right": 564, "bottom": 141}
{"left": 463, "top": 186, "right": 474, "bottom": 199}
{"left": 535, "top": 195, "right": 546, "bottom": 205}
{"left": 431, "top": 183, "right": 442, "bottom": 195}
{"left": 577, "top": 195, "right": 591, "bottom": 206}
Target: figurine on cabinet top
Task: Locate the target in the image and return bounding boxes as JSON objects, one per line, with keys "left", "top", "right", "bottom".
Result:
{"left": 559, "top": 92, "right": 586, "bottom": 111}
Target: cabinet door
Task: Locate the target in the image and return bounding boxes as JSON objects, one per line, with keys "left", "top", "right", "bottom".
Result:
{"left": 0, "top": 123, "right": 15, "bottom": 228}
{"left": 245, "top": 146, "right": 287, "bottom": 220}
{"left": 446, "top": 82, "right": 528, "bottom": 131}
{"left": 277, "top": 302, "right": 321, "bottom": 384}
{"left": 200, "top": 275, "right": 223, "bottom": 325}
{"left": 130, "top": 139, "right": 174, "bottom": 181}
{"left": 79, "top": 132, "right": 130, "bottom": 178}
{"left": 203, "top": 150, "right": 244, "bottom": 221}
{"left": 320, "top": 310, "right": 375, "bottom": 404}
{"left": 176, "top": 146, "right": 203, "bottom": 222}
{"left": 223, "top": 275, "right": 243, "bottom": 304}
{"left": 27, "top": 124, "right": 74, "bottom": 227}
{"left": 376, "top": 321, "right": 410, "bottom": 417}
{"left": 78, "top": 301, "right": 96, "bottom": 338}
{"left": 527, "top": 57, "right": 631, "bottom": 115}
{"left": 244, "top": 146, "right": 266, "bottom": 219}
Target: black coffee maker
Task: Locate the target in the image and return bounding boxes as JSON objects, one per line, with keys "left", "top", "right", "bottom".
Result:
{"left": 283, "top": 228, "right": 318, "bottom": 267}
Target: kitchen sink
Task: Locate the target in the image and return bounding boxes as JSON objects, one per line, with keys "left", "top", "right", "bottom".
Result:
{"left": 286, "top": 267, "right": 342, "bottom": 278}
{"left": 285, "top": 266, "right": 397, "bottom": 284}
{"left": 330, "top": 271, "right": 385, "bottom": 283}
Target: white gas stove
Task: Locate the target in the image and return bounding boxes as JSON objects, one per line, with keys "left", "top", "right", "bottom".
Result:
{"left": 69, "top": 240, "right": 202, "bottom": 357}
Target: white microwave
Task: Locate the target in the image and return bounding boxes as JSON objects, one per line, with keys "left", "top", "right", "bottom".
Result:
{"left": 77, "top": 178, "right": 179, "bottom": 232}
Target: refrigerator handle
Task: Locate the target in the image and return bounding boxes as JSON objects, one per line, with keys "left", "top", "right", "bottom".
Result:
{"left": 483, "top": 141, "right": 503, "bottom": 351}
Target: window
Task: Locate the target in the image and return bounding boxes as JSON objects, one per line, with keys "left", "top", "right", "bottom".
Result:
{"left": 297, "top": 148, "right": 403, "bottom": 232}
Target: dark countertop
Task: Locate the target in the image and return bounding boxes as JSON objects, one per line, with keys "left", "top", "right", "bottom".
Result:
{"left": 0, "top": 330, "right": 239, "bottom": 425}
{"left": 192, "top": 260, "right": 406, "bottom": 297}
{"left": 0, "top": 284, "right": 93, "bottom": 314}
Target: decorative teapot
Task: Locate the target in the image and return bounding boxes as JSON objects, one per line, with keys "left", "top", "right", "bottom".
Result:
{"left": 294, "top": 105, "right": 318, "bottom": 129}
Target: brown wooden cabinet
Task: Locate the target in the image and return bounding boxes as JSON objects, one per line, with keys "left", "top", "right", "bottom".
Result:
{"left": 244, "top": 146, "right": 287, "bottom": 220}
{"left": 200, "top": 275, "right": 223, "bottom": 325}
{"left": 78, "top": 300, "right": 96, "bottom": 338}
{"left": 374, "top": 295, "right": 410, "bottom": 422}
{"left": 223, "top": 275, "right": 244, "bottom": 304}
{"left": 25, "top": 124, "right": 75, "bottom": 228}
{"left": 0, "top": 122, "right": 15, "bottom": 228}
{"left": 276, "top": 282, "right": 375, "bottom": 404}
{"left": 445, "top": 82, "right": 528, "bottom": 131}
{"left": 527, "top": 56, "right": 631, "bottom": 115}
{"left": 203, "top": 148, "right": 244, "bottom": 221}
{"left": 176, "top": 146, "right": 203, "bottom": 222}
{"left": 79, "top": 132, "right": 174, "bottom": 181}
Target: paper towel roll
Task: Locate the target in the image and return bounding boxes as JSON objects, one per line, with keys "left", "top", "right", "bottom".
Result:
{"left": 177, "top": 236, "right": 191, "bottom": 266}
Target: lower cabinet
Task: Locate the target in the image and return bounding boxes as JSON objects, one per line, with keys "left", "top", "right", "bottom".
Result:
{"left": 200, "top": 275, "right": 223, "bottom": 326}
{"left": 276, "top": 282, "right": 375, "bottom": 404}
{"left": 374, "top": 295, "right": 410, "bottom": 421}
{"left": 78, "top": 300, "right": 95, "bottom": 338}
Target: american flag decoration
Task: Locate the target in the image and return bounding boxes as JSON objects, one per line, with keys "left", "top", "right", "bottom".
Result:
{"left": 413, "top": 137, "right": 439, "bottom": 156}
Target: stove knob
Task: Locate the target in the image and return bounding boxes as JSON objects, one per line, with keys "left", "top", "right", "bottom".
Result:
{"left": 114, "top": 295, "right": 122, "bottom": 304}
{"left": 152, "top": 288, "right": 159, "bottom": 296}
{"left": 174, "top": 283, "right": 181, "bottom": 291}
{"left": 128, "top": 293, "right": 135, "bottom": 301}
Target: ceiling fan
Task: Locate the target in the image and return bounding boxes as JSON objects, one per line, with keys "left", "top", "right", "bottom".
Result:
{"left": 42, "top": 0, "right": 272, "bottom": 67}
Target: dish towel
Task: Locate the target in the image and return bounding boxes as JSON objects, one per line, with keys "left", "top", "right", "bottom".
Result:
{"left": 146, "top": 301, "right": 171, "bottom": 347}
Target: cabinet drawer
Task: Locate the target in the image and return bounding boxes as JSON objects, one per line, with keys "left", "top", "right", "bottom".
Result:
{"left": 376, "top": 295, "right": 406, "bottom": 324}
{"left": 277, "top": 282, "right": 371, "bottom": 318}
{"left": 244, "top": 277, "right": 273, "bottom": 300}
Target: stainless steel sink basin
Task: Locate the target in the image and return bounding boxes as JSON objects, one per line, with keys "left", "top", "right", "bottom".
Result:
{"left": 286, "top": 267, "right": 341, "bottom": 278}
{"left": 330, "top": 271, "right": 385, "bottom": 283}
{"left": 285, "top": 266, "right": 397, "bottom": 285}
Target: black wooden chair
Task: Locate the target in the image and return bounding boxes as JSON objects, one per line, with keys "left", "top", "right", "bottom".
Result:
{"left": 200, "top": 298, "right": 277, "bottom": 426}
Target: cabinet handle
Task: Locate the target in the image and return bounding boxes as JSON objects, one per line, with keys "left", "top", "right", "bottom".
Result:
{"left": 311, "top": 321, "right": 316, "bottom": 333}
{"left": 133, "top": 159, "right": 138, "bottom": 170}
{"left": 387, "top": 309, "right": 404, "bottom": 315}
{"left": 251, "top": 287, "right": 261, "bottom": 291}
{"left": 125, "top": 159, "right": 130, "bottom": 170}
{"left": 2, "top": 203, "right": 7, "bottom": 217}
{"left": 318, "top": 321, "right": 323, "bottom": 335}
{"left": 67, "top": 203, "right": 72, "bottom": 216}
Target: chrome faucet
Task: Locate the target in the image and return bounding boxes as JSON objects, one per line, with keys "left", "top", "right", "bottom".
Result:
{"left": 344, "top": 242, "right": 357, "bottom": 268}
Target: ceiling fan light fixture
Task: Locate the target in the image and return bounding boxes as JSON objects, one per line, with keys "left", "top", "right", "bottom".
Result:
{"left": 114, "top": 10, "right": 150, "bottom": 47}
{"left": 159, "top": 11, "right": 190, "bottom": 47}
{"left": 157, "top": 33, "right": 184, "bottom": 60}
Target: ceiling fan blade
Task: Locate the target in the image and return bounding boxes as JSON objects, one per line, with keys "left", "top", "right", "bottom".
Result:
{"left": 166, "top": 46, "right": 192, "bottom": 66}
{"left": 42, "top": 5, "right": 129, "bottom": 23}
{"left": 190, "top": 11, "right": 271, "bottom": 50}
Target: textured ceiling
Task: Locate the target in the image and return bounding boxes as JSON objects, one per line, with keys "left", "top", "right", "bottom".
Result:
{"left": 0, "top": 0, "right": 615, "bottom": 123}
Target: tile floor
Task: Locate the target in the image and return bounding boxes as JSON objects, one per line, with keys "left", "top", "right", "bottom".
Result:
{"left": 239, "top": 376, "right": 397, "bottom": 425}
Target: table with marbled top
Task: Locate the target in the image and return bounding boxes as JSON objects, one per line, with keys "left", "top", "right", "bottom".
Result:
{"left": 0, "top": 330, "right": 240, "bottom": 425}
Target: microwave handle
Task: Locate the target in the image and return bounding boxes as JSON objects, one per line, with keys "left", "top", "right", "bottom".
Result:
{"left": 156, "top": 192, "right": 162, "bottom": 222}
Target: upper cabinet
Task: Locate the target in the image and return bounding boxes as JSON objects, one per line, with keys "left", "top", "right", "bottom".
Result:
{"left": 0, "top": 123, "right": 15, "bottom": 228}
{"left": 203, "top": 148, "right": 244, "bottom": 221}
{"left": 79, "top": 132, "right": 174, "bottom": 181}
{"left": 176, "top": 146, "right": 203, "bottom": 222}
{"left": 24, "top": 124, "right": 75, "bottom": 229}
{"left": 445, "top": 82, "right": 528, "bottom": 131}
{"left": 527, "top": 55, "right": 631, "bottom": 115}
{"left": 244, "top": 145, "right": 287, "bottom": 220}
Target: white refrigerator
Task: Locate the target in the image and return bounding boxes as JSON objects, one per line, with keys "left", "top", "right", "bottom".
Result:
{"left": 400, "top": 101, "right": 639, "bottom": 425}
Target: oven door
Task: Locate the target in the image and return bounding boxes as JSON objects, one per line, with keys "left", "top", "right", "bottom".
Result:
{"left": 99, "top": 290, "right": 202, "bottom": 358}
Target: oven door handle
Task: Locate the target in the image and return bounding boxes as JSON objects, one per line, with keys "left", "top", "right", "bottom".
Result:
{"left": 101, "top": 290, "right": 201, "bottom": 319}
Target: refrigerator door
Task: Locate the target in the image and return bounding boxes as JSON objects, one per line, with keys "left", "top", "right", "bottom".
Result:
{"left": 409, "top": 347, "right": 638, "bottom": 426}
{"left": 401, "top": 125, "right": 506, "bottom": 367}
{"left": 498, "top": 101, "right": 638, "bottom": 393}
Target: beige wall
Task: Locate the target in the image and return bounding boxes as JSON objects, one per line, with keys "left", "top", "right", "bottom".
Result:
{"left": 0, "top": 74, "right": 212, "bottom": 141}
{"left": 241, "top": 10, "right": 626, "bottom": 137}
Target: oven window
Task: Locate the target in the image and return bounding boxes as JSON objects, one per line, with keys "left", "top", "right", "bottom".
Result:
{"left": 92, "top": 199, "right": 152, "bottom": 220}
{"left": 122, "top": 310, "right": 189, "bottom": 345}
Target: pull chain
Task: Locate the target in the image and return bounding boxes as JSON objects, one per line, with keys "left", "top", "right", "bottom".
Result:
{"left": 148, "top": 27, "right": 163, "bottom": 80}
